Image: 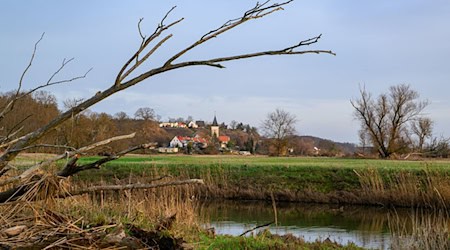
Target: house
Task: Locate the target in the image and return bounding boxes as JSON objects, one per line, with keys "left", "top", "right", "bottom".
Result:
{"left": 159, "top": 122, "right": 187, "bottom": 128}
{"left": 169, "top": 135, "right": 208, "bottom": 149}
{"left": 187, "top": 121, "right": 198, "bottom": 129}
{"left": 158, "top": 147, "right": 179, "bottom": 153}
{"left": 196, "top": 120, "right": 206, "bottom": 128}
{"left": 170, "top": 136, "right": 185, "bottom": 148}
{"left": 218, "top": 135, "right": 230, "bottom": 148}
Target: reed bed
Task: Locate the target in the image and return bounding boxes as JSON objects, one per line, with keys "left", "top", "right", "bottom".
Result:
{"left": 354, "top": 168, "right": 450, "bottom": 208}
{"left": 388, "top": 209, "right": 449, "bottom": 250}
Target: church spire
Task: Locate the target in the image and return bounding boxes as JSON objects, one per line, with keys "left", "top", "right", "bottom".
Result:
{"left": 212, "top": 114, "right": 218, "bottom": 126}
{"left": 211, "top": 113, "right": 219, "bottom": 137}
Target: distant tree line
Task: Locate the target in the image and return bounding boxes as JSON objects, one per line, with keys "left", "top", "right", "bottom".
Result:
{"left": 2, "top": 85, "right": 447, "bottom": 158}
{"left": 0, "top": 90, "right": 265, "bottom": 155}
{"left": 0, "top": 91, "right": 170, "bottom": 154}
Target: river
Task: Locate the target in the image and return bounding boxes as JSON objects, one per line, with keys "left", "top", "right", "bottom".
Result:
{"left": 196, "top": 200, "right": 449, "bottom": 249}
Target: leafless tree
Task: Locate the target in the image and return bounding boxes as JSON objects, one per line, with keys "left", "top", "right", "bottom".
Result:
{"left": 0, "top": 1, "right": 333, "bottom": 203}
{"left": 261, "top": 108, "right": 297, "bottom": 156}
{"left": 134, "top": 107, "right": 156, "bottom": 121}
{"left": 411, "top": 117, "right": 433, "bottom": 152}
{"left": 351, "top": 84, "right": 429, "bottom": 158}
{"left": 114, "top": 111, "right": 130, "bottom": 120}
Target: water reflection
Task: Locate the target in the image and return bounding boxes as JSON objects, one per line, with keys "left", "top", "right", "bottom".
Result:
{"left": 197, "top": 200, "right": 449, "bottom": 250}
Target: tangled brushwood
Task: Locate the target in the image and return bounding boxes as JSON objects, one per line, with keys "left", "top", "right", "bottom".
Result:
{"left": 0, "top": 172, "right": 198, "bottom": 249}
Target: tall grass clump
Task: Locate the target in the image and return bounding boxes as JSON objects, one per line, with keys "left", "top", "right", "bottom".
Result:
{"left": 389, "top": 209, "right": 449, "bottom": 250}
{"left": 354, "top": 168, "right": 450, "bottom": 208}
{"left": 67, "top": 169, "right": 201, "bottom": 232}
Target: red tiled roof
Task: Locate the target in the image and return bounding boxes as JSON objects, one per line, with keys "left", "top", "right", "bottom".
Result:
{"left": 218, "top": 136, "right": 230, "bottom": 142}
{"left": 176, "top": 136, "right": 207, "bottom": 144}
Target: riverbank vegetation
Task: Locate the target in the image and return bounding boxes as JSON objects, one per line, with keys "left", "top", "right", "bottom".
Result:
{"left": 65, "top": 155, "right": 450, "bottom": 208}
{"left": 3, "top": 154, "right": 449, "bottom": 249}
{"left": 0, "top": 164, "right": 365, "bottom": 249}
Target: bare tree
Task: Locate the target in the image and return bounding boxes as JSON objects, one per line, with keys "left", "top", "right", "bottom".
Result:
{"left": 114, "top": 111, "right": 130, "bottom": 120}
{"left": 351, "top": 84, "right": 429, "bottom": 158}
{"left": 0, "top": 1, "right": 333, "bottom": 202}
{"left": 261, "top": 108, "right": 297, "bottom": 156}
{"left": 411, "top": 117, "right": 433, "bottom": 152}
{"left": 134, "top": 107, "right": 156, "bottom": 121}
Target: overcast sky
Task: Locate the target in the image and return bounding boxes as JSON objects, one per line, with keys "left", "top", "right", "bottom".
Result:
{"left": 2, "top": 0, "right": 450, "bottom": 143}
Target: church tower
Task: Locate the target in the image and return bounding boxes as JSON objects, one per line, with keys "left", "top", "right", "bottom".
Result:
{"left": 211, "top": 115, "right": 219, "bottom": 138}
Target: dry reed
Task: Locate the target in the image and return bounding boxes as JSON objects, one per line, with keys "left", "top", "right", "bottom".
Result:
{"left": 388, "top": 209, "right": 449, "bottom": 250}
{"left": 0, "top": 168, "right": 202, "bottom": 248}
{"left": 354, "top": 168, "right": 450, "bottom": 208}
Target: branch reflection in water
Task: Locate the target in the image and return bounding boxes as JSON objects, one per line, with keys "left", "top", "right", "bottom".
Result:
{"left": 197, "top": 200, "right": 449, "bottom": 250}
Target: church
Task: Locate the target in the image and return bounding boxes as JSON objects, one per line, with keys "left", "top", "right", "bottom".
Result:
{"left": 168, "top": 115, "right": 230, "bottom": 150}
{"left": 210, "top": 115, "right": 230, "bottom": 148}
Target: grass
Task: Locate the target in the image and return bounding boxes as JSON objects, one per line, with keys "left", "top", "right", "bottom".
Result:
{"left": 389, "top": 209, "right": 449, "bottom": 250}
{"left": 57, "top": 155, "right": 449, "bottom": 207}
{"left": 5, "top": 154, "right": 450, "bottom": 248}
{"left": 197, "top": 230, "right": 365, "bottom": 250}
{"left": 10, "top": 154, "right": 450, "bottom": 208}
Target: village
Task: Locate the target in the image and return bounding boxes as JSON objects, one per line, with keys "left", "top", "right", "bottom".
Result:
{"left": 157, "top": 115, "right": 240, "bottom": 154}
{"left": 155, "top": 114, "right": 353, "bottom": 156}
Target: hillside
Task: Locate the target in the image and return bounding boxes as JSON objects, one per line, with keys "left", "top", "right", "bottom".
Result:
{"left": 291, "top": 135, "right": 357, "bottom": 156}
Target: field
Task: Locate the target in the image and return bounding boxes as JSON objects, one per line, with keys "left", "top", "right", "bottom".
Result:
{"left": 58, "top": 155, "right": 449, "bottom": 208}
{"left": 11, "top": 154, "right": 450, "bottom": 208}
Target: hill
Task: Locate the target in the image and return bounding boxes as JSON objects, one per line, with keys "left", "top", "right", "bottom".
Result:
{"left": 290, "top": 135, "right": 357, "bottom": 156}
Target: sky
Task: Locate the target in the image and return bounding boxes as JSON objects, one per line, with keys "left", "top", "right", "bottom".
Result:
{"left": 1, "top": 0, "right": 450, "bottom": 143}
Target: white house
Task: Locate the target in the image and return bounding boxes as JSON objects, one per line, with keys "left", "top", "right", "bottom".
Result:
{"left": 169, "top": 135, "right": 208, "bottom": 149}
{"left": 159, "top": 122, "right": 187, "bottom": 128}
{"left": 158, "top": 147, "right": 179, "bottom": 153}
{"left": 170, "top": 136, "right": 184, "bottom": 148}
{"left": 187, "top": 121, "right": 198, "bottom": 129}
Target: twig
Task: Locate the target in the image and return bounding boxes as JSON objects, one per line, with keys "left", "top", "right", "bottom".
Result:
{"left": 239, "top": 221, "right": 274, "bottom": 236}
{"left": 270, "top": 191, "right": 278, "bottom": 226}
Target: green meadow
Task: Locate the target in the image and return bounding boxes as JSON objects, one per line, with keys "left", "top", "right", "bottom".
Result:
{"left": 68, "top": 155, "right": 450, "bottom": 207}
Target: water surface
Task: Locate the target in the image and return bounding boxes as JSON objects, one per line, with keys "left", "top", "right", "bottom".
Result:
{"left": 197, "top": 200, "right": 449, "bottom": 249}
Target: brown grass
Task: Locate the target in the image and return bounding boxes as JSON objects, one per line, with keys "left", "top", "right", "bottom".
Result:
{"left": 0, "top": 169, "right": 202, "bottom": 248}
{"left": 354, "top": 168, "right": 450, "bottom": 208}
{"left": 389, "top": 209, "right": 449, "bottom": 250}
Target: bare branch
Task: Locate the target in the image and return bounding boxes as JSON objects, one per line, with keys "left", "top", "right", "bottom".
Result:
{"left": 8, "top": 144, "right": 77, "bottom": 154}
{"left": 0, "top": 165, "right": 14, "bottom": 178}
{"left": 171, "top": 41, "right": 334, "bottom": 69}
{"left": 0, "top": 33, "right": 44, "bottom": 121}
{"left": 58, "top": 142, "right": 156, "bottom": 177}
{"left": 138, "top": 18, "right": 146, "bottom": 41}
{"left": 16, "top": 33, "right": 45, "bottom": 99}
{"left": 24, "top": 67, "right": 92, "bottom": 97}
{"left": 65, "top": 179, "right": 204, "bottom": 197}
{"left": 76, "top": 132, "right": 136, "bottom": 154}
{"left": 239, "top": 221, "right": 274, "bottom": 236}
{"left": 120, "top": 34, "right": 173, "bottom": 82}
{"left": 0, "top": 35, "right": 91, "bottom": 125}
{"left": 164, "top": 0, "right": 294, "bottom": 66}
{"left": 115, "top": 7, "right": 183, "bottom": 86}
{"left": 0, "top": 133, "right": 137, "bottom": 187}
